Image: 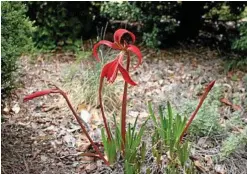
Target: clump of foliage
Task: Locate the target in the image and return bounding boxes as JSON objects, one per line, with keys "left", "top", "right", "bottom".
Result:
{"left": 220, "top": 125, "right": 247, "bottom": 159}
{"left": 1, "top": 1, "right": 35, "bottom": 98}
{"left": 232, "top": 22, "right": 247, "bottom": 53}
{"left": 23, "top": 1, "right": 246, "bottom": 50}
{"left": 100, "top": 1, "right": 142, "bottom": 22}
{"left": 224, "top": 57, "right": 247, "bottom": 73}
{"left": 205, "top": 3, "right": 247, "bottom": 21}
{"left": 100, "top": 1, "right": 179, "bottom": 48}
{"left": 180, "top": 85, "right": 223, "bottom": 136}
{"left": 224, "top": 22, "right": 247, "bottom": 72}
{"left": 218, "top": 112, "right": 247, "bottom": 159}
{"left": 62, "top": 59, "right": 121, "bottom": 113}
{"left": 26, "top": 2, "right": 101, "bottom": 50}
{"left": 101, "top": 2, "right": 246, "bottom": 48}
{"left": 149, "top": 81, "right": 215, "bottom": 173}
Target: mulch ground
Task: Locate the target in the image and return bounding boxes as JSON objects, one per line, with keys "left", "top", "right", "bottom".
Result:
{"left": 2, "top": 47, "right": 247, "bottom": 174}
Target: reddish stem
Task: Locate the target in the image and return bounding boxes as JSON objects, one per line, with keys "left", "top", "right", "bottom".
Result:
{"left": 179, "top": 80, "right": 216, "bottom": 143}
{"left": 54, "top": 90, "right": 110, "bottom": 165}
{"left": 121, "top": 52, "right": 130, "bottom": 154}
{"left": 99, "top": 78, "right": 113, "bottom": 141}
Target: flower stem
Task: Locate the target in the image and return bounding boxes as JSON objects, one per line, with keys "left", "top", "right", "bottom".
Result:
{"left": 179, "top": 80, "right": 215, "bottom": 143}
{"left": 121, "top": 52, "right": 130, "bottom": 154}
{"left": 99, "top": 78, "right": 112, "bottom": 141}
{"left": 58, "top": 90, "right": 110, "bottom": 165}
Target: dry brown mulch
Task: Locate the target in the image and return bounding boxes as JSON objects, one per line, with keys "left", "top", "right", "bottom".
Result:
{"left": 1, "top": 48, "right": 247, "bottom": 174}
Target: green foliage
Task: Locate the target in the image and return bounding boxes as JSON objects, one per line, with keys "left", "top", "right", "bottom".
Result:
{"left": 220, "top": 126, "right": 247, "bottom": 160}
{"left": 205, "top": 3, "right": 246, "bottom": 21}
{"left": 22, "top": 1, "right": 246, "bottom": 49}
{"left": 142, "top": 25, "right": 160, "bottom": 48}
{"left": 223, "top": 22, "right": 247, "bottom": 72}
{"left": 232, "top": 22, "right": 247, "bottom": 53}
{"left": 100, "top": 2, "right": 246, "bottom": 48}
{"left": 1, "top": 1, "right": 35, "bottom": 98}
{"left": 62, "top": 44, "right": 121, "bottom": 111}
{"left": 62, "top": 60, "right": 120, "bottom": 112}
{"left": 101, "top": 128, "right": 117, "bottom": 164}
{"left": 181, "top": 85, "right": 223, "bottom": 136}
{"left": 100, "top": 2, "right": 142, "bottom": 22}
{"left": 26, "top": 2, "right": 99, "bottom": 50}
{"left": 224, "top": 57, "right": 247, "bottom": 73}
{"left": 124, "top": 117, "right": 148, "bottom": 174}
{"left": 219, "top": 113, "right": 247, "bottom": 159}
{"left": 101, "top": 114, "right": 148, "bottom": 173}
{"left": 149, "top": 102, "right": 195, "bottom": 173}
{"left": 149, "top": 102, "right": 187, "bottom": 150}
{"left": 100, "top": 2, "right": 179, "bottom": 48}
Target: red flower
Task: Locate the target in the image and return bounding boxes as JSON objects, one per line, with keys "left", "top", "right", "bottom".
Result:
{"left": 101, "top": 53, "right": 137, "bottom": 86}
{"left": 93, "top": 29, "right": 142, "bottom": 85}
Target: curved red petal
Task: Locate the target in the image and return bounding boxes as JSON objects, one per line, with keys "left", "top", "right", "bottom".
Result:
{"left": 100, "top": 60, "right": 113, "bottom": 77}
{"left": 114, "top": 29, "right": 136, "bottom": 44}
{"left": 127, "top": 45, "right": 142, "bottom": 69}
{"left": 101, "top": 59, "right": 119, "bottom": 83}
{"left": 108, "top": 60, "right": 119, "bottom": 83}
{"left": 118, "top": 64, "right": 137, "bottom": 86}
{"left": 93, "top": 40, "right": 118, "bottom": 61}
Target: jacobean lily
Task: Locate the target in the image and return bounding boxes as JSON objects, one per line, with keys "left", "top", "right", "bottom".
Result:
{"left": 93, "top": 29, "right": 142, "bottom": 83}
{"left": 93, "top": 29, "right": 142, "bottom": 152}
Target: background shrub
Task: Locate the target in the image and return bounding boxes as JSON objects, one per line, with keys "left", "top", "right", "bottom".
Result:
{"left": 24, "top": 2, "right": 246, "bottom": 50}
{"left": 224, "top": 22, "right": 247, "bottom": 72}
{"left": 100, "top": 1, "right": 179, "bottom": 48}
{"left": 1, "top": 1, "right": 35, "bottom": 98}
{"left": 232, "top": 22, "right": 247, "bottom": 53}
{"left": 26, "top": 2, "right": 103, "bottom": 51}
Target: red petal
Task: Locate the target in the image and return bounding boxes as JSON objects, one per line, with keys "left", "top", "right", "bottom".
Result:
{"left": 114, "top": 29, "right": 136, "bottom": 44}
{"left": 108, "top": 60, "right": 119, "bottom": 82}
{"left": 93, "top": 40, "right": 119, "bottom": 61}
{"left": 23, "top": 89, "right": 54, "bottom": 102}
{"left": 127, "top": 45, "right": 142, "bottom": 69}
{"left": 118, "top": 64, "right": 137, "bottom": 86}
{"left": 101, "top": 59, "right": 119, "bottom": 83}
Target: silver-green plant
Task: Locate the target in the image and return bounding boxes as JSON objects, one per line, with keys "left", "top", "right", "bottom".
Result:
{"left": 220, "top": 125, "right": 247, "bottom": 160}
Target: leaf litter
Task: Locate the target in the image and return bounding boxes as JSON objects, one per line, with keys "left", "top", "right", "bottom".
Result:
{"left": 1, "top": 48, "right": 247, "bottom": 173}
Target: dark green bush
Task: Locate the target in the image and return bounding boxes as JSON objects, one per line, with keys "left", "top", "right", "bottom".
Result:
{"left": 24, "top": 2, "right": 246, "bottom": 49}
{"left": 224, "top": 22, "right": 247, "bottom": 72}
{"left": 101, "top": 2, "right": 246, "bottom": 48}
{"left": 100, "top": 2, "right": 179, "bottom": 48}
{"left": 26, "top": 2, "right": 102, "bottom": 50}
{"left": 232, "top": 22, "right": 247, "bottom": 53}
{"left": 1, "top": 2, "right": 34, "bottom": 98}
{"left": 100, "top": 1, "right": 142, "bottom": 22}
